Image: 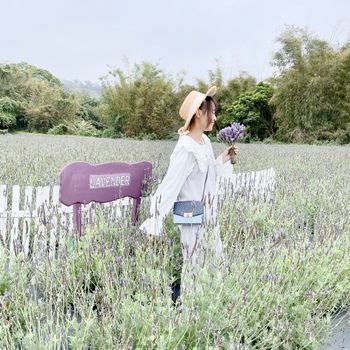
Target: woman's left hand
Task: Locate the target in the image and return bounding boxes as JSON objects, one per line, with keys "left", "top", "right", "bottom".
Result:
{"left": 221, "top": 145, "right": 239, "bottom": 163}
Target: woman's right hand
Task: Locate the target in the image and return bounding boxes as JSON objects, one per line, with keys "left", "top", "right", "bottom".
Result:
{"left": 221, "top": 145, "right": 239, "bottom": 163}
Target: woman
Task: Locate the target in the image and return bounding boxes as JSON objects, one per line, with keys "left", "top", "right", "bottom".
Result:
{"left": 140, "top": 86, "right": 237, "bottom": 269}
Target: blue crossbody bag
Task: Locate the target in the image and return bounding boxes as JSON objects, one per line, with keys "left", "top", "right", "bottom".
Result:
{"left": 172, "top": 167, "right": 209, "bottom": 225}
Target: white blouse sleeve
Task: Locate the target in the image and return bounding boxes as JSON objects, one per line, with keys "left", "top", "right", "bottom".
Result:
{"left": 215, "top": 154, "right": 235, "bottom": 197}
{"left": 215, "top": 154, "right": 233, "bottom": 178}
{"left": 201, "top": 133, "right": 235, "bottom": 196}
{"left": 139, "top": 147, "right": 195, "bottom": 236}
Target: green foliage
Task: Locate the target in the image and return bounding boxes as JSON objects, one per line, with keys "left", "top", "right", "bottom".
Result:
{"left": 0, "top": 96, "right": 20, "bottom": 114}
{"left": 334, "top": 123, "right": 350, "bottom": 144}
{"left": 76, "top": 93, "right": 104, "bottom": 129}
{"left": 65, "top": 119, "right": 99, "bottom": 137}
{"left": 99, "top": 61, "right": 179, "bottom": 139}
{"left": 271, "top": 26, "right": 350, "bottom": 143}
{"left": 194, "top": 65, "right": 257, "bottom": 131}
{"left": 47, "top": 123, "right": 69, "bottom": 135}
{"left": 1, "top": 41, "right": 350, "bottom": 144}
{"left": 0, "top": 97, "right": 20, "bottom": 129}
{"left": 0, "top": 62, "right": 61, "bottom": 91}
{"left": 0, "top": 255, "right": 11, "bottom": 295}
{"left": 215, "top": 72, "right": 257, "bottom": 129}
{"left": 24, "top": 79, "right": 82, "bottom": 132}
{"left": 26, "top": 104, "right": 56, "bottom": 132}
{"left": 226, "top": 82, "right": 275, "bottom": 141}
{"left": 0, "top": 62, "right": 102, "bottom": 133}
{"left": 48, "top": 119, "right": 99, "bottom": 137}
{"left": 0, "top": 112, "right": 16, "bottom": 129}
{"left": 98, "top": 127, "right": 119, "bottom": 138}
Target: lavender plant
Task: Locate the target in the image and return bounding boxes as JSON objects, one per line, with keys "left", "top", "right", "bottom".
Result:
{"left": 0, "top": 134, "right": 349, "bottom": 349}
{"left": 217, "top": 122, "right": 246, "bottom": 164}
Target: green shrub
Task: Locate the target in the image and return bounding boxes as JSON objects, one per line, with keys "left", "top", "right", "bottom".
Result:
{"left": 0, "top": 97, "right": 19, "bottom": 129}
{"left": 226, "top": 82, "right": 276, "bottom": 141}
{"left": 65, "top": 119, "right": 99, "bottom": 137}
{"left": 99, "top": 62, "right": 179, "bottom": 139}
{"left": 47, "top": 123, "right": 69, "bottom": 135}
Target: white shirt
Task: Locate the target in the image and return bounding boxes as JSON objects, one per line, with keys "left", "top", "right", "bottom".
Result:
{"left": 139, "top": 133, "right": 233, "bottom": 236}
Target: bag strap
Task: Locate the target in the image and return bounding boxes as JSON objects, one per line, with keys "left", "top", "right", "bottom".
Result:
{"left": 201, "top": 166, "right": 209, "bottom": 202}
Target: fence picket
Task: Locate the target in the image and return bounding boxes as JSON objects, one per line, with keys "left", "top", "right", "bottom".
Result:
{"left": 0, "top": 185, "right": 7, "bottom": 246}
{"left": 49, "top": 186, "right": 59, "bottom": 259}
{"left": 9, "top": 185, "right": 20, "bottom": 262}
{"left": 22, "top": 186, "right": 33, "bottom": 257}
{"left": 34, "top": 186, "right": 50, "bottom": 257}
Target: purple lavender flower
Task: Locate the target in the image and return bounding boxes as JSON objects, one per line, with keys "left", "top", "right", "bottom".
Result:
{"left": 217, "top": 122, "right": 246, "bottom": 144}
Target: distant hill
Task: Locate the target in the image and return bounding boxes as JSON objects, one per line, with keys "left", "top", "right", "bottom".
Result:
{"left": 62, "top": 80, "right": 102, "bottom": 98}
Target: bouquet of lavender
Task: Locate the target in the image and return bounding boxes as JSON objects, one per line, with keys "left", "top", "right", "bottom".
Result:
{"left": 217, "top": 122, "right": 245, "bottom": 164}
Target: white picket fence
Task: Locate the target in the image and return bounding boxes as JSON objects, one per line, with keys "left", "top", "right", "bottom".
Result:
{"left": 0, "top": 168, "right": 276, "bottom": 263}
{"left": 0, "top": 184, "right": 132, "bottom": 263}
{"left": 216, "top": 167, "right": 276, "bottom": 201}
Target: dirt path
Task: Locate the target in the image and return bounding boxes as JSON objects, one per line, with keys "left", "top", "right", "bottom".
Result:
{"left": 319, "top": 309, "right": 350, "bottom": 349}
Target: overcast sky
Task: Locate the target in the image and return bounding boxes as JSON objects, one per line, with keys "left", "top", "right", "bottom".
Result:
{"left": 1, "top": 0, "right": 349, "bottom": 84}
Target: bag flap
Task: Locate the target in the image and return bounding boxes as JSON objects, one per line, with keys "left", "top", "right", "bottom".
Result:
{"left": 173, "top": 201, "right": 204, "bottom": 217}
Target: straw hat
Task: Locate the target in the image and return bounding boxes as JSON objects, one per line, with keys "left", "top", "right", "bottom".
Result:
{"left": 178, "top": 86, "right": 217, "bottom": 134}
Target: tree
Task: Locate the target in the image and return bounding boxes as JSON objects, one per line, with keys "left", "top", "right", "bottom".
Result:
{"left": 99, "top": 62, "right": 178, "bottom": 139}
{"left": 226, "top": 82, "right": 275, "bottom": 141}
{"left": 76, "top": 93, "right": 104, "bottom": 129}
{"left": 0, "top": 97, "right": 18, "bottom": 129}
{"left": 271, "top": 26, "right": 350, "bottom": 143}
{"left": 194, "top": 63, "right": 257, "bottom": 131}
{"left": 215, "top": 72, "right": 257, "bottom": 129}
{"left": 0, "top": 62, "right": 98, "bottom": 133}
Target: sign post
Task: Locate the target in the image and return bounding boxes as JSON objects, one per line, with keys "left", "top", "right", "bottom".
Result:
{"left": 59, "top": 161, "right": 152, "bottom": 235}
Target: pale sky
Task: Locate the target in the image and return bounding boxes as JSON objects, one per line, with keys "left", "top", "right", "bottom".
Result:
{"left": 1, "top": 0, "right": 350, "bottom": 84}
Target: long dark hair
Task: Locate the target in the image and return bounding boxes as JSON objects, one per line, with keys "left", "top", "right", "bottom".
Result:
{"left": 189, "top": 96, "right": 217, "bottom": 128}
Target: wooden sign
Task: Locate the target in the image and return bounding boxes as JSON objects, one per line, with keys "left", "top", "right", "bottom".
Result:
{"left": 59, "top": 161, "right": 152, "bottom": 234}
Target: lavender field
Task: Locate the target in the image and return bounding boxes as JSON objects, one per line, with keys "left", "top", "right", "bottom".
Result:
{"left": 0, "top": 133, "right": 350, "bottom": 349}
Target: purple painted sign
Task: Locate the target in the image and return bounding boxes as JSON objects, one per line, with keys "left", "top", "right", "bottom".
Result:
{"left": 59, "top": 161, "right": 152, "bottom": 234}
